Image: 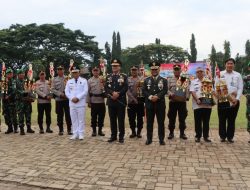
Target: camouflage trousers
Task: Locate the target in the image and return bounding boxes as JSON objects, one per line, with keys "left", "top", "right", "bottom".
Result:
{"left": 3, "top": 102, "right": 18, "bottom": 128}
{"left": 17, "top": 101, "right": 32, "bottom": 128}
{"left": 247, "top": 98, "right": 250, "bottom": 133}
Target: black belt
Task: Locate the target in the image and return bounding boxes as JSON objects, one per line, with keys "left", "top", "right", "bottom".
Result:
{"left": 90, "top": 93, "right": 104, "bottom": 97}
{"left": 38, "top": 95, "right": 47, "bottom": 100}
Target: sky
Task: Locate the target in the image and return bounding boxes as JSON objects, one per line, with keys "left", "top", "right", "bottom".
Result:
{"left": 1, "top": 0, "right": 250, "bottom": 60}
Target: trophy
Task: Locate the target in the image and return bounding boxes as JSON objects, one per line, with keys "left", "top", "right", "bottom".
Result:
{"left": 199, "top": 77, "right": 214, "bottom": 105}
{"left": 23, "top": 63, "right": 36, "bottom": 101}
{"left": 173, "top": 59, "right": 190, "bottom": 102}
{"left": 0, "top": 62, "right": 7, "bottom": 98}
{"left": 48, "top": 62, "right": 55, "bottom": 98}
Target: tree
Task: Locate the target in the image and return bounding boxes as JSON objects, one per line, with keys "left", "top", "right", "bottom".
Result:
{"left": 111, "top": 31, "right": 117, "bottom": 59}
{"left": 122, "top": 43, "right": 189, "bottom": 73}
{"left": 155, "top": 38, "right": 161, "bottom": 44}
{"left": 116, "top": 32, "right": 121, "bottom": 60}
{"left": 223, "top": 40, "right": 231, "bottom": 63}
{"left": 104, "top": 42, "right": 112, "bottom": 73}
{"left": 0, "top": 23, "right": 101, "bottom": 77}
{"left": 190, "top": 33, "right": 197, "bottom": 62}
{"left": 245, "top": 40, "right": 250, "bottom": 58}
{"left": 210, "top": 45, "right": 217, "bottom": 77}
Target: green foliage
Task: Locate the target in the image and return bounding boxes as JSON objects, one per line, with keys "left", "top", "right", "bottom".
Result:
{"left": 122, "top": 43, "right": 189, "bottom": 73}
{"left": 223, "top": 40, "right": 231, "bottom": 63}
{"left": 111, "top": 31, "right": 117, "bottom": 59}
{"left": 245, "top": 40, "right": 250, "bottom": 58}
{"left": 0, "top": 23, "right": 101, "bottom": 76}
{"left": 116, "top": 32, "right": 121, "bottom": 60}
{"left": 104, "top": 42, "right": 112, "bottom": 73}
{"left": 190, "top": 33, "right": 197, "bottom": 63}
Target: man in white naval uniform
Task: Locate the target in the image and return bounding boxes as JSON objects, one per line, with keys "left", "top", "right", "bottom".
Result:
{"left": 65, "top": 66, "right": 88, "bottom": 140}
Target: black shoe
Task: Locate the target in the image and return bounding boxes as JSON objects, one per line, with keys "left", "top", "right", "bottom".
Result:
{"left": 221, "top": 138, "right": 226, "bottom": 142}
{"left": 248, "top": 140, "right": 250, "bottom": 144}
{"left": 204, "top": 138, "right": 212, "bottom": 143}
{"left": 168, "top": 133, "right": 174, "bottom": 140}
{"left": 159, "top": 141, "right": 166, "bottom": 145}
{"left": 40, "top": 129, "right": 44, "bottom": 134}
{"left": 119, "top": 139, "right": 124, "bottom": 143}
{"left": 92, "top": 132, "right": 97, "bottom": 137}
{"left": 27, "top": 128, "right": 35, "bottom": 133}
{"left": 137, "top": 133, "right": 142, "bottom": 138}
{"left": 180, "top": 134, "right": 188, "bottom": 140}
{"left": 228, "top": 139, "right": 234, "bottom": 143}
{"left": 98, "top": 131, "right": 105, "bottom": 136}
{"left": 46, "top": 128, "right": 53, "bottom": 133}
{"left": 195, "top": 138, "right": 200, "bottom": 143}
{"left": 67, "top": 131, "right": 73, "bottom": 135}
{"left": 14, "top": 130, "right": 19, "bottom": 133}
{"left": 5, "top": 129, "right": 13, "bottom": 134}
{"left": 108, "top": 138, "right": 117, "bottom": 143}
{"left": 129, "top": 133, "right": 136, "bottom": 138}
{"left": 58, "top": 131, "right": 63, "bottom": 136}
{"left": 145, "top": 140, "right": 152, "bottom": 145}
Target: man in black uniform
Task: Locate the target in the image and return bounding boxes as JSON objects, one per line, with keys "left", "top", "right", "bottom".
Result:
{"left": 105, "top": 59, "right": 128, "bottom": 143}
{"left": 143, "top": 61, "right": 168, "bottom": 145}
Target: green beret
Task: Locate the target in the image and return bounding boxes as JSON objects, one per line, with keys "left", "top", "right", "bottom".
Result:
{"left": 6, "top": 68, "right": 13, "bottom": 74}
{"left": 17, "top": 69, "right": 25, "bottom": 74}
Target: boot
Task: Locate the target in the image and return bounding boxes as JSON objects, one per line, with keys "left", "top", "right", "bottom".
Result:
{"left": 5, "top": 125, "right": 13, "bottom": 134}
{"left": 129, "top": 129, "right": 136, "bottom": 138}
{"left": 27, "top": 125, "right": 35, "bottom": 133}
{"left": 180, "top": 131, "right": 187, "bottom": 140}
{"left": 14, "top": 125, "right": 19, "bottom": 133}
{"left": 39, "top": 125, "right": 44, "bottom": 134}
{"left": 168, "top": 132, "right": 174, "bottom": 140}
{"left": 20, "top": 126, "right": 25, "bottom": 135}
{"left": 58, "top": 126, "right": 63, "bottom": 136}
{"left": 98, "top": 127, "right": 105, "bottom": 136}
{"left": 92, "top": 127, "right": 97, "bottom": 137}
{"left": 46, "top": 126, "right": 53, "bottom": 133}
{"left": 137, "top": 128, "right": 142, "bottom": 138}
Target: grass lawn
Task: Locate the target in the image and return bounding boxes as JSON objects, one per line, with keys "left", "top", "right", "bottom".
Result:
{"left": 28, "top": 96, "right": 247, "bottom": 130}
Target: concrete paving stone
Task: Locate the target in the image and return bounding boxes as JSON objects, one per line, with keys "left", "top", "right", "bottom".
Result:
{"left": 0, "top": 128, "right": 250, "bottom": 189}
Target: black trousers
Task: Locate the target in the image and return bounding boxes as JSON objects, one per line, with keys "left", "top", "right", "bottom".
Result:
{"left": 56, "top": 100, "right": 71, "bottom": 132}
{"left": 108, "top": 104, "right": 125, "bottom": 140}
{"left": 127, "top": 103, "right": 144, "bottom": 133}
{"left": 91, "top": 103, "right": 106, "bottom": 131}
{"left": 37, "top": 103, "right": 51, "bottom": 128}
{"left": 167, "top": 101, "right": 187, "bottom": 134}
{"left": 194, "top": 108, "right": 212, "bottom": 139}
{"left": 218, "top": 102, "right": 240, "bottom": 140}
{"left": 146, "top": 104, "right": 165, "bottom": 142}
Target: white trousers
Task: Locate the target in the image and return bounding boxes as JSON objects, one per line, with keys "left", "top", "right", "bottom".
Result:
{"left": 70, "top": 106, "right": 86, "bottom": 136}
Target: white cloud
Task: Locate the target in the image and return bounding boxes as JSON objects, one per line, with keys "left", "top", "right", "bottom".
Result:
{"left": 0, "top": 0, "right": 250, "bottom": 60}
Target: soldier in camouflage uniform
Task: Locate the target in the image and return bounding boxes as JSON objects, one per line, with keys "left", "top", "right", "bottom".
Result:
{"left": 3, "top": 68, "right": 18, "bottom": 134}
{"left": 16, "top": 69, "right": 35, "bottom": 135}
{"left": 243, "top": 62, "right": 250, "bottom": 143}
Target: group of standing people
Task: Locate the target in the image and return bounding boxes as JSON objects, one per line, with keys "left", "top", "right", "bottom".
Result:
{"left": 2, "top": 58, "right": 250, "bottom": 144}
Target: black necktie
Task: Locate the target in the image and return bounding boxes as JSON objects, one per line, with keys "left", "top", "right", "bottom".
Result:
{"left": 75, "top": 79, "right": 78, "bottom": 84}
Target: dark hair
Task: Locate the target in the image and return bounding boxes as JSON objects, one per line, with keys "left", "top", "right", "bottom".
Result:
{"left": 224, "top": 58, "right": 236, "bottom": 65}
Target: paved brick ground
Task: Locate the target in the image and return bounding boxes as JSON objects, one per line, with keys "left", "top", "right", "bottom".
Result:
{"left": 0, "top": 125, "right": 250, "bottom": 190}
